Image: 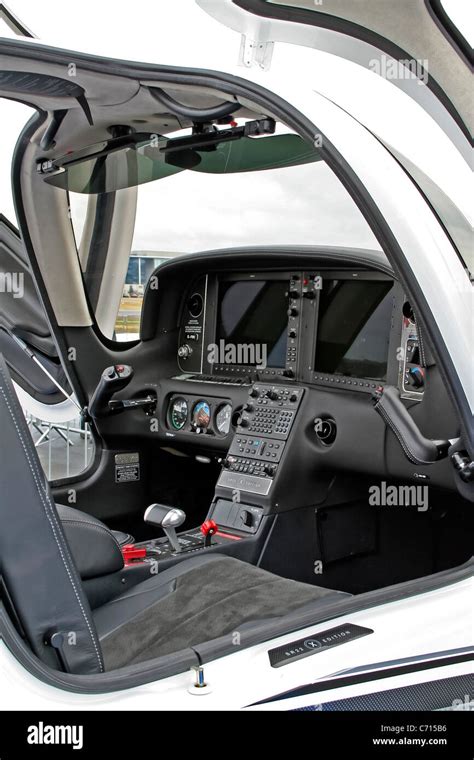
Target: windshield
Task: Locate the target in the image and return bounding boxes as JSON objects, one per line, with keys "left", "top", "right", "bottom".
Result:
{"left": 67, "top": 123, "right": 380, "bottom": 340}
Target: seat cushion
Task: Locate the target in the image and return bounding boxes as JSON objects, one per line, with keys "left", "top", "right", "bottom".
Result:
{"left": 94, "top": 555, "right": 348, "bottom": 670}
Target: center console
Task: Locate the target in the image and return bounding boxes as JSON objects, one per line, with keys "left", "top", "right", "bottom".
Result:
{"left": 217, "top": 383, "right": 304, "bottom": 496}
{"left": 123, "top": 381, "right": 304, "bottom": 571}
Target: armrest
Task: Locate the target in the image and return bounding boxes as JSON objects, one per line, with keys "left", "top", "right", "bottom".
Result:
{"left": 56, "top": 504, "right": 124, "bottom": 579}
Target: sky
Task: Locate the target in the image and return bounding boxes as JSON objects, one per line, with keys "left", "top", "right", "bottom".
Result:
{"left": 0, "top": 0, "right": 471, "bottom": 255}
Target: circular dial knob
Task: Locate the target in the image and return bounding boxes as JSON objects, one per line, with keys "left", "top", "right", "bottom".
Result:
{"left": 239, "top": 417, "right": 249, "bottom": 428}
{"left": 289, "top": 289, "right": 300, "bottom": 299}
{"left": 266, "top": 390, "right": 278, "bottom": 401}
{"left": 249, "top": 388, "right": 259, "bottom": 398}
{"left": 264, "top": 464, "right": 276, "bottom": 476}
{"left": 187, "top": 293, "right": 203, "bottom": 318}
{"left": 287, "top": 307, "right": 299, "bottom": 317}
{"left": 178, "top": 344, "right": 193, "bottom": 359}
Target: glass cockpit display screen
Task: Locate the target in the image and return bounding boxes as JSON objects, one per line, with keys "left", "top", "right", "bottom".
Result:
{"left": 216, "top": 280, "right": 289, "bottom": 368}
{"left": 314, "top": 279, "right": 394, "bottom": 381}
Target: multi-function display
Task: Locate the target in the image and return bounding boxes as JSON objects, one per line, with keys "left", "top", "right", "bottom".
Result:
{"left": 216, "top": 280, "right": 289, "bottom": 368}
{"left": 314, "top": 278, "right": 394, "bottom": 381}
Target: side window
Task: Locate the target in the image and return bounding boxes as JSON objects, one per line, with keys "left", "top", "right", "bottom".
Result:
{"left": 24, "top": 411, "right": 95, "bottom": 481}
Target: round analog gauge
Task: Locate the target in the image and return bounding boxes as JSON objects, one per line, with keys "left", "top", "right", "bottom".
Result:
{"left": 170, "top": 397, "right": 188, "bottom": 430}
{"left": 187, "top": 293, "right": 203, "bottom": 318}
{"left": 216, "top": 403, "right": 232, "bottom": 435}
{"left": 192, "top": 400, "right": 211, "bottom": 430}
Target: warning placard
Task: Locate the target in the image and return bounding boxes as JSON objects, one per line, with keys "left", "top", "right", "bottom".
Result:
{"left": 115, "top": 453, "right": 140, "bottom": 483}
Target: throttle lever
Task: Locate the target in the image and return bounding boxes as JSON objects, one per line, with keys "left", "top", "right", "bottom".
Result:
{"left": 108, "top": 395, "right": 156, "bottom": 415}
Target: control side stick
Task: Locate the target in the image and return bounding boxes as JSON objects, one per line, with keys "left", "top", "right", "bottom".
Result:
{"left": 88, "top": 364, "right": 133, "bottom": 419}
{"left": 372, "top": 385, "right": 453, "bottom": 465}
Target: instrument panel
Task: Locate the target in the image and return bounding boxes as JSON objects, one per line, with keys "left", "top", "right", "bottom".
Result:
{"left": 167, "top": 394, "right": 233, "bottom": 437}
{"left": 132, "top": 249, "right": 456, "bottom": 493}
{"left": 122, "top": 247, "right": 462, "bottom": 494}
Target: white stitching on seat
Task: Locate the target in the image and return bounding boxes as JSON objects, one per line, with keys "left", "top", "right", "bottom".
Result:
{"left": 0, "top": 368, "right": 103, "bottom": 671}
{"left": 59, "top": 517, "right": 122, "bottom": 554}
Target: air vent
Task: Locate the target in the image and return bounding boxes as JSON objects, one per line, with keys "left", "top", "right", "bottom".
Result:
{"left": 314, "top": 416, "right": 337, "bottom": 446}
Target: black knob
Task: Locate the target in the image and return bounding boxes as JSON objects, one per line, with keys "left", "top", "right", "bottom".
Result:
{"left": 240, "top": 510, "right": 253, "bottom": 527}
{"left": 283, "top": 369, "right": 295, "bottom": 378}
{"left": 266, "top": 390, "right": 278, "bottom": 401}
{"left": 290, "top": 393, "right": 298, "bottom": 402}
{"left": 303, "top": 290, "right": 316, "bottom": 300}
{"left": 407, "top": 367, "right": 425, "bottom": 389}
{"left": 249, "top": 388, "right": 259, "bottom": 398}
{"left": 289, "top": 289, "right": 300, "bottom": 299}
{"left": 178, "top": 344, "right": 192, "bottom": 359}
{"left": 244, "top": 403, "right": 254, "bottom": 413}
{"left": 264, "top": 464, "right": 276, "bottom": 476}
{"left": 288, "top": 329, "right": 297, "bottom": 339}
{"left": 239, "top": 417, "right": 249, "bottom": 428}
{"left": 287, "top": 307, "right": 299, "bottom": 317}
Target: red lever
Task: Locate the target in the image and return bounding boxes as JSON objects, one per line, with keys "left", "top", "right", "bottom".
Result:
{"left": 122, "top": 544, "right": 147, "bottom": 561}
{"left": 201, "top": 519, "right": 218, "bottom": 537}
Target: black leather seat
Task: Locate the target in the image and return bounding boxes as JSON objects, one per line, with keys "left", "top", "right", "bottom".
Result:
{"left": 93, "top": 554, "right": 346, "bottom": 669}
{"left": 0, "top": 354, "right": 348, "bottom": 674}
{"left": 55, "top": 506, "right": 347, "bottom": 668}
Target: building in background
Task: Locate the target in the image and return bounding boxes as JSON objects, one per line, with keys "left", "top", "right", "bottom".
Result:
{"left": 116, "top": 250, "right": 180, "bottom": 339}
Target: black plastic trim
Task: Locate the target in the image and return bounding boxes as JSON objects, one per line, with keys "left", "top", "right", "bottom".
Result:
{"left": 251, "top": 654, "right": 473, "bottom": 705}
{"left": 149, "top": 87, "right": 241, "bottom": 122}
{"left": 84, "top": 194, "right": 116, "bottom": 311}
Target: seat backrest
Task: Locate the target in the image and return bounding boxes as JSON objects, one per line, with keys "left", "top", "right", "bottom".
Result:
{"left": 0, "top": 354, "right": 103, "bottom": 674}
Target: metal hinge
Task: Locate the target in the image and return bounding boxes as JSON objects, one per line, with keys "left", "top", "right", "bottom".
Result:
{"left": 239, "top": 34, "right": 274, "bottom": 71}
